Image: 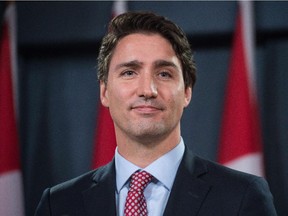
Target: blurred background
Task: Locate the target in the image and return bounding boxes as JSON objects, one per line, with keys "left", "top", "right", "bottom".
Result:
{"left": 1, "top": 1, "right": 288, "bottom": 215}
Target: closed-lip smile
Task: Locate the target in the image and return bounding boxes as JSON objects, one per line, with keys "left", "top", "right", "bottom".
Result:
{"left": 131, "top": 104, "right": 164, "bottom": 114}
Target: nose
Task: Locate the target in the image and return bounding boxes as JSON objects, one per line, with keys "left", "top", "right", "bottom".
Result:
{"left": 137, "top": 74, "right": 158, "bottom": 99}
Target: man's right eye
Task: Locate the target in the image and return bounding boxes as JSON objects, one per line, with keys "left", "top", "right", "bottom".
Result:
{"left": 120, "top": 70, "right": 136, "bottom": 77}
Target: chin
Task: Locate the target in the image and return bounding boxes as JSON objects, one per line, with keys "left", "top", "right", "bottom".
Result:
{"left": 131, "top": 126, "right": 169, "bottom": 143}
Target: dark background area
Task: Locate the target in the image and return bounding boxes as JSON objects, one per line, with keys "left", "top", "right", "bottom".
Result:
{"left": 1, "top": 1, "right": 288, "bottom": 215}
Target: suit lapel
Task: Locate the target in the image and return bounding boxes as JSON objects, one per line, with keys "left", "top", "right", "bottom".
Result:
{"left": 164, "top": 149, "right": 211, "bottom": 216}
{"left": 82, "top": 161, "right": 117, "bottom": 216}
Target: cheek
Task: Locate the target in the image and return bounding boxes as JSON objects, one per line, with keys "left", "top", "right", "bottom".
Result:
{"left": 107, "top": 85, "right": 130, "bottom": 106}
{"left": 172, "top": 88, "right": 189, "bottom": 108}
{"left": 164, "top": 93, "right": 183, "bottom": 115}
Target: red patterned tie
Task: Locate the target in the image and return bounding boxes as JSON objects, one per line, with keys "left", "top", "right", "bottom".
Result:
{"left": 124, "top": 171, "right": 153, "bottom": 216}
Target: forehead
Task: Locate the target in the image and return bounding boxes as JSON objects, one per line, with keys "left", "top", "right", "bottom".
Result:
{"left": 110, "top": 33, "right": 179, "bottom": 66}
{"left": 117, "top": 33, "right": 172, "bottom": 48}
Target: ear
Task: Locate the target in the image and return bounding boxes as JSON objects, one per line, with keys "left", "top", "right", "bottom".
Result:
{"left": 183, "top": 87, "right": 192, "bottom": 108}
{"left": 100, "top": 81, "right": 109, "bottom": 107}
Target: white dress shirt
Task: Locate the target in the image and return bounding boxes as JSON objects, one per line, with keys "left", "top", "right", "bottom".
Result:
{"left": 115, "top": 138, "right": 185, "bottom": 216}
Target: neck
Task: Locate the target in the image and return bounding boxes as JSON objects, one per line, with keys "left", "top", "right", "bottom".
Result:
{"left": 116, "top": 129, "right": 181, "bottom": 168}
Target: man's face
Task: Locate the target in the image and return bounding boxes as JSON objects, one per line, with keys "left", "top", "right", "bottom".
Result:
{"left": 100, "top": 33, "right": 192, "bottom": 143}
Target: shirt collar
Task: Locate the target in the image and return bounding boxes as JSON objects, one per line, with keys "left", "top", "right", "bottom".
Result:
{"left": 115, "top": 137, "right": 185, "bottom": 193}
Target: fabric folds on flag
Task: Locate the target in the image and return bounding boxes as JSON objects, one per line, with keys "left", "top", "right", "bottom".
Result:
{"left": 92, "top": 1, "right": 128, "bottom": 169}
{"left": 0, "top": 3, "right": 25, "bottom": 215}
{"left": 218, "top": 1, "right": 264, "bottom": 176}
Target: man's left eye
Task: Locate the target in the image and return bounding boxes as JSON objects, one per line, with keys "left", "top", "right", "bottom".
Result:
{"left": 158, "top": 71, "right": 172, "bottom": 78}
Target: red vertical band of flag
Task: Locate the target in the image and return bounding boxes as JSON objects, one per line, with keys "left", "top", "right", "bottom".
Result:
{"left": 0, "top": 3, "right": 25, "bottom": 215}
{"left": 0, "top": 7, "right": 19, "bottom": 174}
{"left": 92, "top": 106, "right": 116, "bottom": 168}
{"left": 92, "top": 1, "right": 127, "bottom": 169}
{"left": 218, "top": 1, "right": 263, "bottom": 176}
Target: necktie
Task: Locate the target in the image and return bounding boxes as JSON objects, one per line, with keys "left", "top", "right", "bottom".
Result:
{"left": 124, "top": 171, "right": 153, "bottom": 216}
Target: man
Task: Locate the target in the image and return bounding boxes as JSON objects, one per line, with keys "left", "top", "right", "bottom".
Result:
{"left": 35, "top": 12, "right": 277, "bottom": 216}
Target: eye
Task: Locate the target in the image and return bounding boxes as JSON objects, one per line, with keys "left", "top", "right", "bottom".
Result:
{"left": 158, "top": 71, "right": 172, "bottom": 79}
{"left": 120, "top": 70, "right": 137, "bottom": 78}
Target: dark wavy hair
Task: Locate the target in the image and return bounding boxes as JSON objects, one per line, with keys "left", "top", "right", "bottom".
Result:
{"left": 97, "top": 11, "right": 196, "bottom": 89}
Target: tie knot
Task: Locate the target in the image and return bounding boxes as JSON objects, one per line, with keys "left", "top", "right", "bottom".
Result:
{"left": 129, "top": 171, "right": 152, "bottom": 192}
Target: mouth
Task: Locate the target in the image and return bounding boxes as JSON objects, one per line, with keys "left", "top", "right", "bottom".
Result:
{"left": 132, "top": 105, "right": 162, "bottom": 112}
{"left": 130, "top": 102, "right": 165, "bottom": 115}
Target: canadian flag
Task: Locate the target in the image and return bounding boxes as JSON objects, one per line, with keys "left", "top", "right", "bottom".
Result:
{"left": 0, "top": 3, "right": 25, "bottom": 215}
{"left": 218, "top": 1, "right": 264, "bottom": 177}
{"left": 92, "top": 1, "right": 127, "bottom": 169}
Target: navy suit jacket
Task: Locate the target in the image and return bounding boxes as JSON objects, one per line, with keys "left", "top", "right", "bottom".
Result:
{"left": 35, "top": 148, "right": 277, "bottom": 215}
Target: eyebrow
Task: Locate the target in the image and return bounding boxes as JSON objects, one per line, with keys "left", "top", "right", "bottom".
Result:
{"left": 153, "top": 60, "right": 178, "bottom": 70}
{"left": 115, "top": 59, "right": 178, "bottom": 71}
{"left": 115, "top": 60, "right": 143, "bottom": 71}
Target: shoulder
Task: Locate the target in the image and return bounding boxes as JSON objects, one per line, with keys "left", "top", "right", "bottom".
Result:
{"left": 182, "top": 149, "right": 262, "bottom": 184}
{"left": 35, "top": 162, "right": 116, "bottom": 215}
{"left": 190, "top": 155, "right": 277, "bottom": 215}
{"left": 50, "top": 161, "right": 114, "bottom": 196}
{"left": 35, "top": 169, "right": 97, "bottom": 215}
{"left": 181, "top": 148, "right": 273, "bottom": 197}
{"left": 195, "top": 156, "right": 275, "bottom": 205}
{"left": 193, "top": 155, "right": 265, "bottom": 187}
{"left": 51, "top": 169, "right": 96, "bottom": 194}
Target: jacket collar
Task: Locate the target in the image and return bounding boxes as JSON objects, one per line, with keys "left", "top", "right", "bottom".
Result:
{"left": 82, "top": 161, "right": 117, "bottom": 216}
{"left": 163, "top": 149, "right": 211, "bottom": 216}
